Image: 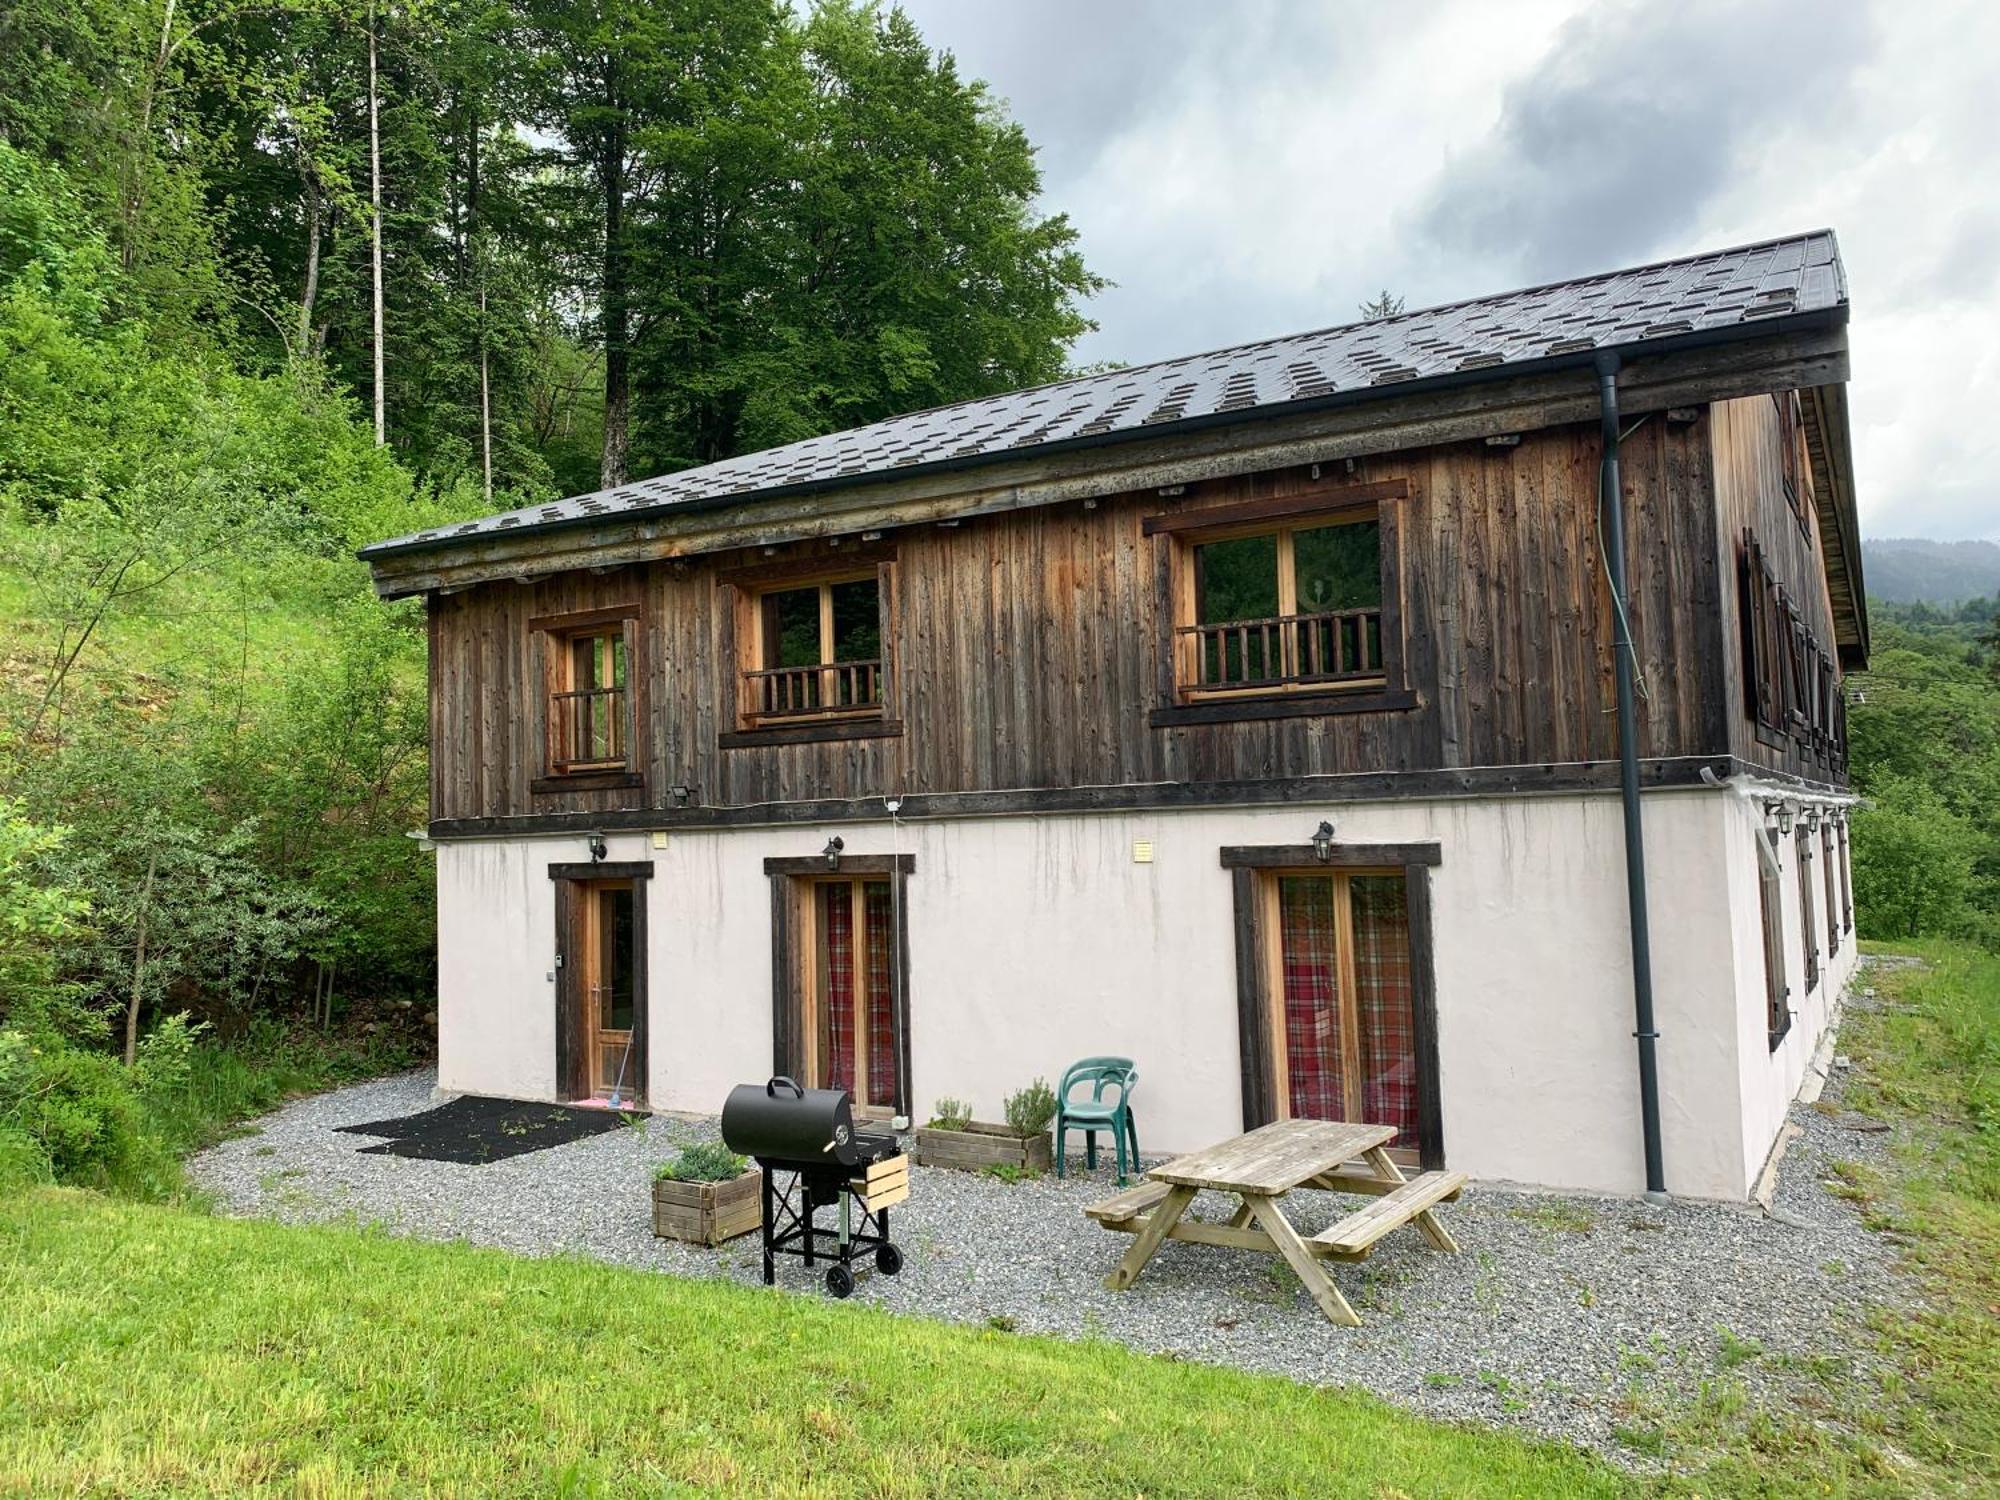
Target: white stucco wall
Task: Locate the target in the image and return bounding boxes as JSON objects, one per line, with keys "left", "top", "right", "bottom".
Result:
{"left": 431, "top": 785, "right": 1844, "bottom": 1201}
{"left": 1721, "top": 792, "right": 1860, "bottom": 1191}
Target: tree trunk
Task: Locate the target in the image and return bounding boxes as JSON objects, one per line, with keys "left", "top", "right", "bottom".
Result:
{"left": 479, "top": 280, "right": 494, "bottom": 503}
{"left": 124, "top": 849, "right": 158, "bottom": 1068}
{"left": 298, "top": 172, "right": 322, "bottom": 357}
{"left": 599, "top": 117, "right": 630, "bottom": 490}
{"left": 368, "top": 0, "right": 386, "bottom": 446}
{"left": 468, "top": 109, "right": 492, "bottom": 503}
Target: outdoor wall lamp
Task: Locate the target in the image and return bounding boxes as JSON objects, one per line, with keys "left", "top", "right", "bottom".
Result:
{"left": 823, "top": 836, "right": 845, "bottom": 871}
{"left": 1775, "top": 802, "right": 1796, "bottom": 836}
{"left": 1311, "top": 820, "right": 1336, "bottom": 863}
{"left": 588, "top": 832, "right": 608, "bottom": 863}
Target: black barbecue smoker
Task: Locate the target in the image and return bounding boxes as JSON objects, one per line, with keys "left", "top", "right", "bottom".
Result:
{"left": 720, "top": 1077, "right": 908, "bottom": 1298}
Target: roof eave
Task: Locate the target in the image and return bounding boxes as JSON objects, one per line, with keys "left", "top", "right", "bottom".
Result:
{"left": 358, "top": 304, "right": 1849, "bottom": 572}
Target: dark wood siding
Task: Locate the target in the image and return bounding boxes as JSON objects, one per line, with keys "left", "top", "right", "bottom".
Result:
{"left": 428, "top": 415, "right": 1733, "bottom": 822}
{"left": 1710, "top": 394, "right": 1848, "bottom": 786}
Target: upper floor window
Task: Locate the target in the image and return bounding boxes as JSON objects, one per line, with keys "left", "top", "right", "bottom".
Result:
{"left": 1148, "top": 480, "right": 1407, "bottom": 712}
{"left": 743, "top": 571, "right": 886, "bottom": 726}
{"left": 531, "top": 603, "right": 642, "bottom": 787}
{"left": 1189, "top": 517, "right": 1384, "bottom": 692}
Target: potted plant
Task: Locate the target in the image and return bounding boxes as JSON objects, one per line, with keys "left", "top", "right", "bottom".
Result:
{"left": 912, "top": 1082, "right": 1057, "bottom": 1173}
{"left": 651, "top": 1141, "right": 761, "bottom": 1246}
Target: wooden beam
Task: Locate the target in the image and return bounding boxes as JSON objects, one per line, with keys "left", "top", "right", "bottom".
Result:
{"left": 1140, "top": 479, "right": 1408, "bottom": 536}
{"left": 1219, "top": 843, "right": 1443, "bottom": 869}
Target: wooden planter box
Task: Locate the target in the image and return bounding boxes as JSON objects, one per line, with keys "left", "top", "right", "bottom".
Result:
{"left": 651, "top": 1168, "right": 762, "bottom": 1247}
{"left": 912, "top": 1122, "right": 1053, "bottom": 1173}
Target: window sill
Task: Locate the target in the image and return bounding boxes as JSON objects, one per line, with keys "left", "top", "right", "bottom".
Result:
{"left": 720, "top": 718, "right": 905, "bottom": 750}
{"left": 1150, "top": 686, "right": 1418, "bottom": 728}
{"left": 1767, "top": 1015, "right": 1793, "bottom": 1053}
{"left": 531, "top": 770, "right": 644, "bottom": 795}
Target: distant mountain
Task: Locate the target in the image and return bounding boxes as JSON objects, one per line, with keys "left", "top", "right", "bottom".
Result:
{"left": 1862, "top": 538, "right": 2000, "bottom": 605}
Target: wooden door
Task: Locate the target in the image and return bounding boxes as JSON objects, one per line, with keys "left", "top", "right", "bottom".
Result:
{"left": 1262, "top": 869, "right": 1426, "bottom": 1164}
{"left": 559, "top": 878, "right": 647, "bottom": 1106}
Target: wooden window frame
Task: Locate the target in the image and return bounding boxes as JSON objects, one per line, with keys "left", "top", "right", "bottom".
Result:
{"left": 719, "top": 553, "right": 900, "bottom": 745}
{"left": 1755, "top": 832, "right": 1791, "bottom": 1051}
{"left": 1222, "top": 841, "right": 1442, "bottom": 1169}
{"left": 530, "top": 604, "right": 644, "bottom": 794}
{"left": 765, "top": 853, "right": 913, "bottom": 1118}
{"left": 1147, "top": 480, "right": 1410, "bottom": 724}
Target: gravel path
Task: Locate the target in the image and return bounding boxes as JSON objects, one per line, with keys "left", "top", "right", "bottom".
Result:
{"left": 191, "top": 966, "right": 1916, "bottom": 1461}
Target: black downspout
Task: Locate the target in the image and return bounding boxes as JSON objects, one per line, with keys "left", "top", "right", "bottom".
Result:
{"left": 1596, "top": 352, "right": 1667, "bottom": 1200}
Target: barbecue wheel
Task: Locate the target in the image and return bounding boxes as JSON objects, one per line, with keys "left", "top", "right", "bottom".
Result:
{"left": 874, "top": 1243, "right": 903, "bottom": 1277}
{"left": 825, "top": 1264, "right": 855, "bottom": 1299}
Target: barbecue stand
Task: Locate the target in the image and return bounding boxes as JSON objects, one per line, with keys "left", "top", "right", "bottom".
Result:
{"left": 720, "top": 1077, "right": 908, "bottom": 1299}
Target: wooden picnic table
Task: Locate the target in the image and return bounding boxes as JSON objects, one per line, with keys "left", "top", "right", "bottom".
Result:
{"left": 1084, "top": 1119, "right": 1465, "bottom": 1326}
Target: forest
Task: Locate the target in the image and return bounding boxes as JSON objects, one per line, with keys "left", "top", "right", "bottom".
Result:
{"left": 0, "top": 0, "right": 1101, "bottom": 1192}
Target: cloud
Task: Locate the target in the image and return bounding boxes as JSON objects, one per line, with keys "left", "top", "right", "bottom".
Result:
{"left": 1413, "top": 0, "right": 1873, "bottom": 280}
{"left": 892, "top": 0, "right": 2000, "bottom": 540}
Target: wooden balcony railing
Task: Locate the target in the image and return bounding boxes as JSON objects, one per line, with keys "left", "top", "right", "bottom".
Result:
{"left": 744, "top": 659, "right": 884, "bottom": 722}
{"left": 548, "top": 686, "right": 629, "bottom": 773}
{"left": 1178, "top": 608, "right": 1384, "bottom": 693}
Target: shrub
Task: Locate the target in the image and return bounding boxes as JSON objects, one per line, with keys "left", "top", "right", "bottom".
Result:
{"left": 0, "top": 1027, "right": 173, "bottom": 1194}
{"left": 1851, "top": 775, "right": 1981, "bottom": 940}
{"left": 1003, "top": 1079, "right": 1057, "bottom": 1139}
{"left": 926, "top": 1097, "right": 972, "bottom": 1131}
{"left": 654, "top": 1140, "right": 747, "bottom": 1183}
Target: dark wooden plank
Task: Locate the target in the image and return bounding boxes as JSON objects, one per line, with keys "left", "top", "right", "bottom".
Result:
{"left": 1230, "top": 867, "right": 1274, "bottom": 1131}
{"left": 761, "top": 854, "right": 916, "bottom": 876}
{"left": 1141, "top": 478, "right": 1410, "bottom": 535}
{"left": 769, "top": 875, "right": 801, "bottom": 1081}
{"left": 1404, "top": 864, "right": 1445, "bottom": 1172}
{"left": 1219, "top": 842, "right": 1443, "bottom": 870}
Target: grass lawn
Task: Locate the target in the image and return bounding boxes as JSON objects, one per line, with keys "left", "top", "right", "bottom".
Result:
{"left": 0, "top": 1189, "right": 1623, "bottom": 1499}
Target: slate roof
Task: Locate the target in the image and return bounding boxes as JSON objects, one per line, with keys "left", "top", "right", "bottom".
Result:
{"left": 364, "top": 230, "right": 1845, "bottom": 558}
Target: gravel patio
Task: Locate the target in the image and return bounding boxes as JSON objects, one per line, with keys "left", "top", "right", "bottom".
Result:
{"left": 191, "top": 983, "right": 1913, "bottom": 1461}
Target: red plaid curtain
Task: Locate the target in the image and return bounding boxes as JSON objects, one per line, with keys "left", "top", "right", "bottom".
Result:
{"left": 1350, "top": 876, "right": 1420, "bottom": 1151}
{"left": 818, "top": 883, "right": 855, "bottom": 1094}
{"left": 1278, "top": 877, "right": 1344, "bottom": 1119}
{"left": 863, "top": 881, "right": 898, "bottom": 1108}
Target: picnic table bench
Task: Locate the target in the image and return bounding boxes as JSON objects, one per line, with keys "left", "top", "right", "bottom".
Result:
{"left": 1084, "top": 1119, "right": 1465, "bottom": 1326}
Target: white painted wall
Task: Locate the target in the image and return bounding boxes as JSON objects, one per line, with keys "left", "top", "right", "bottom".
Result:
{"left": 429, "top": 785, "right": 1845, "bottom": 1201}
{"left": 1722, "top": 793, "right": 1860, "bottom": 1191}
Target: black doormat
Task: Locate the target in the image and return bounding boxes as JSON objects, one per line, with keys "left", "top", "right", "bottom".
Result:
{"left": 335, "top": 1095, "right": 631, "bottom": 1164}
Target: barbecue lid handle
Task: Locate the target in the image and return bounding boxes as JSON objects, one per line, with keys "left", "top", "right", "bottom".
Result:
{"left": 766, "top": 1075, "right": 805, "bottom": 1098}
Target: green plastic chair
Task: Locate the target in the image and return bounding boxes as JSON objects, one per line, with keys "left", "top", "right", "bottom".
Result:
{"left": 1055, "top": 1056, "right": 1140, "bottom": 1185}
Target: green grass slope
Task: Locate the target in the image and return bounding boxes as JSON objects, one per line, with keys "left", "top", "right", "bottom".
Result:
{"left": 0, "top": 1189, "right": 1619, "bottom": 1499}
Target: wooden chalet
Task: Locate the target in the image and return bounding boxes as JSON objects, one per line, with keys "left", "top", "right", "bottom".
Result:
{"left": 364, "top": 231, "right": 1866, "bottom": 1200}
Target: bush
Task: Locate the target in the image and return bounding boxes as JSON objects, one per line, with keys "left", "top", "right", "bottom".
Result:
{"left": 1852, "top": 775, "right": 1982, "bottom": 940}
{"left": 1002, "top": 1079, "right": 1057, "bottom": 1139}
{"left": 926, "top": 1097, "right": 972, "bottom": 1131}
{"left": 654, "top": 1140, "right": 747, "bottom": 1183}
{"left": 0, "top": 1027, "right": 173, "bottom": 1195}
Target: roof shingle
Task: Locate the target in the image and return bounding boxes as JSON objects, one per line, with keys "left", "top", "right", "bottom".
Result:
{"left": 364, "top": 229, "right": 1844, "bottom": 557}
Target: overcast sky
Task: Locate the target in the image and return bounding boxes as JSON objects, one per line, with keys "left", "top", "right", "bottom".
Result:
{"left": 895, "top": 0, "right": 1999, "bottom": 542}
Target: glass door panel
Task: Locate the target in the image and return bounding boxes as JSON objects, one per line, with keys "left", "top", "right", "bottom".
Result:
{"left": 1271, "top": 870, "right": 1425, "bottom": 1159}
{"left": 1349, "top": 875, "right": 1418, "bottom": 1146}
{"left": 811, "top": 878, "right": 902, "bottom": 1112}
{"left": 1277, "top": 875, "right": 1347, "bottom": 1120}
